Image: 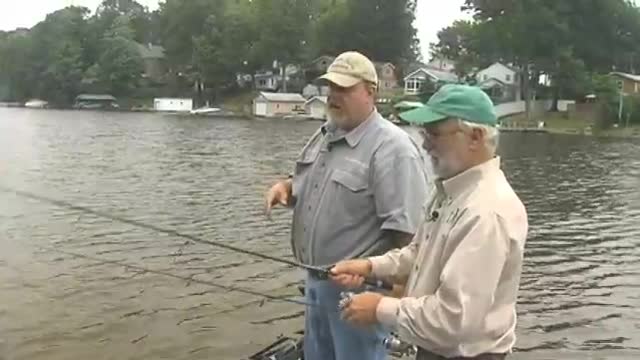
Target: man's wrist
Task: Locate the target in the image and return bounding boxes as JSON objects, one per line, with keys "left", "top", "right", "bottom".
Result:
{"left": 376, "top": 296, "right": 400, "bottom": 328}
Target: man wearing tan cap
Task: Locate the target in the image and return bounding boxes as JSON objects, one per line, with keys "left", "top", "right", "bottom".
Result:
{"left": 265, "top": 51, "right": 429, "bottom": 360}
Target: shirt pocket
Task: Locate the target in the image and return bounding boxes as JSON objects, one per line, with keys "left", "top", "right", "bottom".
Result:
{"left": 329, "top": 168, "right": 371, "bottom": 222}
{"left": 292, "top": 144, "right": 320, "bottom": 199}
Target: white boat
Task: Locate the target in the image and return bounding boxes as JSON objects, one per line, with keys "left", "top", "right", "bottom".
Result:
{"left": 190, "top": 107, "right": 221, "bottom": 115}
{"left": 24, "top": 99, "right": 48, "bottom": 109}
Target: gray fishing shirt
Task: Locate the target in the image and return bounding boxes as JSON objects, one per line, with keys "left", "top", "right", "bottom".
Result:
{"left": 290, "top": 110, "right": 429, "bottom": 266}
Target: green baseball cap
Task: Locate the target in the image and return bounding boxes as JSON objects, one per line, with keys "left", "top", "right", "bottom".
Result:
{"left": 399, "top": 84, "right": 497, "bottom": 126}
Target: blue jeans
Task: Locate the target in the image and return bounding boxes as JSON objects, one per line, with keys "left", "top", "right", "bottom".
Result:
{"left": 303, "top": 274, "right": 389, "bottom": 360}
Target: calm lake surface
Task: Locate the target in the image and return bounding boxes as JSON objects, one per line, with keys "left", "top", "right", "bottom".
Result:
{"left": 1, "top": 108, "right": 639, "bottom": 360}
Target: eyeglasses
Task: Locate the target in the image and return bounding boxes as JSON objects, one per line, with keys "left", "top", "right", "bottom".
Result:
{"left": 418, "top": 127, "right": 465, "bottom": 141}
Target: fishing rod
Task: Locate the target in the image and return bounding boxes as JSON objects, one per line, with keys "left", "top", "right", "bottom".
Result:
{"left": 42, "top": 246, "right": 317, "bottom": 308}
{"left": 0, "top": 186, "right": 393, "bottom": 291}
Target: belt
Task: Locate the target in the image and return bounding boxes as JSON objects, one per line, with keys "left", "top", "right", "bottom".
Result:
{"left": 416, "top": 348, "right": 507, "bottom": 360}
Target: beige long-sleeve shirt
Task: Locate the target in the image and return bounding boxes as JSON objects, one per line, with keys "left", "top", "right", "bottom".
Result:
{"left": 369, "top": 157, "right": 528, "bottom": 358}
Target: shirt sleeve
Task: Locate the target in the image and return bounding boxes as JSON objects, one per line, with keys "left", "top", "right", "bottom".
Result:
{"left": 371, "top": 140, "right": 429, "bottom": 235}
{"left": 368, "top": 218, "right": 424, "bottom": 281}
{"left": 375, "top": 211, "right": 511, "bottom": 350}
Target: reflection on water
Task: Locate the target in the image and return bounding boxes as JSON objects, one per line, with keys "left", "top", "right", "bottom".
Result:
{"left": 0, "top": 108, "right": 639, "bottom": 360}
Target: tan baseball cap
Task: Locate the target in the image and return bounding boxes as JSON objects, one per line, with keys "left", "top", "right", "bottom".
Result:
{"left": 318, "top": 51, "right": 378, "bottom": 88}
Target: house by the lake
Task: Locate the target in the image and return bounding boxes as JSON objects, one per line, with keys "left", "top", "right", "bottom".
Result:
{"left": 153, "top": 98, "right": 193, "bottom": 112}
{"left": 254, "top": 64, "right": 302, "bottom": 92}
{"left": 609, "top": 72, "right": 640, "bottom": 94}
{"left": 403, "top": 67, "right": 459, "bottom": 95}
{"left": 73, "top": 94, "right": 119, "bottom": 109}
{"left": 476, "top": 62, "right": 521, "bottom": 102}
{"left": 375, "top": 62, "right": 398, "bottom": 93}
{"left": 302, "top": 84, "right": 329, "bottom": 99}
{"left": 305, "top": 96, "right": 328, "bottom": 120}
{"left": 135, "top": 42, "right": 166, "bottom": 83}
{"left": 253, "top": 92, "right": 306, "bottom": 117}
{"left": 427, "top": 56, "right": 457, "bottom": 72}
{"left": 254, "top": 71, "right": 279, "bottom": 92}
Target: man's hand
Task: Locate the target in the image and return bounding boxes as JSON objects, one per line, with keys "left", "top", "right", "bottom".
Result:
{"left": 264, "top": 179, "right": 292, "bottom": 218}
{"left": 330, "top": 259, "right": 372, "bottom": 289}
{"left": 341, "top": 292, "right": 383, "bottom": 327}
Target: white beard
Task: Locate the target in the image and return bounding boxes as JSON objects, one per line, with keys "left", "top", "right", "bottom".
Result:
{"left": 430, "top": 152, "right": 463, "bottom": 180}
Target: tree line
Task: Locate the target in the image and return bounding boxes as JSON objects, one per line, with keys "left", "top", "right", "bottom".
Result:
{"left": 0, "top": 0, "right": 419, "bottom": 107}
{"left": 430, "top": 0, "right": 640, "bottom": 123}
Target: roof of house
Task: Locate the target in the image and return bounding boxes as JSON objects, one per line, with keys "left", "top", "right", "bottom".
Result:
{"left": 404, "top": 67, "right": 459, "bottom": 83}
{"left": 610, "top": 72, "right": 640, "bottom": 82}
{"left": 374, "top": 61, "right": 395, "bottom": 70}
{"left": 75, "top": 94, "right": 117, "bottom": 101}
{"left": 479, "top": 62, "right": 519, "bottom": 74}
{"left": 305, "top": 96, "right": 328, "bottom": 105}
{"left": 254, "top": 71, "right": 278, "bottom": 79}
{"left": 257, "top": 92, "right": 306, "bottom": 103}
{"left": 478, "top": 77, "right": 511, "bottom": 89}
{"left": 135, "top": 43, "right": 165, "bottom": 59}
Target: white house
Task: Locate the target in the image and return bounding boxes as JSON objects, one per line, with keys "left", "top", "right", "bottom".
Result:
{"left": 305, "top": 96, "right": 328, "bottom": 119}
{"left": 476, "top": 62, "right": 518, "bottom": 85}
{"left": 428, "top": 57, "right": 456, "bottom": 72}
{"left": 476, "top": 62, "right": 521, "bottom": 102}
{"left": 153, "top": 98, "right": 193, "bottom": 112}
{"left": 404, "top": 67, "right": 459, "bottom": 95}
{"left": 302, "top": 84, "right": 329, "bottom": 99}
{"left": 254, "top": 71, "right": 279, "bottom": 91}
{"left": 253, "top": 92, "right": 306, "bottom": 117}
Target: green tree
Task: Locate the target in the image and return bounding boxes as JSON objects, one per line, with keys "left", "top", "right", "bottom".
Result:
{"left": 0, "top": 31, "right": 35, "bottom": 101}
{"left": 89, "top": 15, "right": 144, "bottom": 96}
{"left": 95, "top": 0, "right": 153, "bottom": 43}
{"left": 314, "top": 0, "right": 419, "bottom": 64}
{"left": 28, "top": 6, "right": 92, "bottom": 105}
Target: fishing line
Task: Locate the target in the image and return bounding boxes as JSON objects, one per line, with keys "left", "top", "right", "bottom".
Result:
{"left": 0, "top": 185, "right": 393, "bottom": 290}
{"left": 42, "top": 246, "right": 317, "bottom": 308}
{"left": 0, "top": 186, "right": 321, "bottom": 271}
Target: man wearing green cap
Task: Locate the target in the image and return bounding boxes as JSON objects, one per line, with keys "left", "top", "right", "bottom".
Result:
{"left": 331, "top": 84, "right": 528, "bottom": 359}
{"left": 265, "top": 51, "right": 429, "bottom": 360}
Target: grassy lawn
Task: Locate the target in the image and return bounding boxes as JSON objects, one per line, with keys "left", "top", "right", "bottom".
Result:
{"left": 501, "top": 112, "right": 640, "bottom": 137}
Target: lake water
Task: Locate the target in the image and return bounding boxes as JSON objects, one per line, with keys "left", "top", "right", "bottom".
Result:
{"left": 1, "top": 108, "right": 639, "bottom": 360}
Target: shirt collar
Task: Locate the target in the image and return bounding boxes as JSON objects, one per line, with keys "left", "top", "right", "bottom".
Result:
{"left": 321, "top": 109, "right": 378, "bottom": 148}
{"left": 436, "top": 157, "right": 502, "bottom": 198}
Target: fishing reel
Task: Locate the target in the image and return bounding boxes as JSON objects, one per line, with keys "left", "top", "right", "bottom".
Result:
{"left": 383, "top": 334, "right": 417, "bottom": 357}
{"left": 338, "top": 292, "right": 416, "bottom": 358}
{"left": 338, "top": 291, "right": 355, "bottom": 310}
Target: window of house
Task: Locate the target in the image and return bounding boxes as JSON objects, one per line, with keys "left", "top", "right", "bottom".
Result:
{"left": 506, "top": 74, "right": 511, "bottom": 82}
{"left": 407, "top": 79, "right": 422, "bottom": 92}
{"left": 483, "top": 74, "right": 488, "bottom": 81}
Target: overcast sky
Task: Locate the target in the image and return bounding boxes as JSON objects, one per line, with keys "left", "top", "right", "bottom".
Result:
{"left": 0, "top": 0, "right": 471, "bottom": 60}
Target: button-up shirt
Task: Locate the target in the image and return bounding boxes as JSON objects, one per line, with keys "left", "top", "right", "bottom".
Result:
{"left": 370, "top": 157, "right": 528, "bottom": 358}
{"left": 290, "top": 110, "right": 428, "bottom": 266}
